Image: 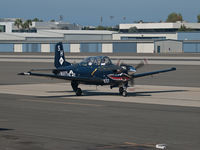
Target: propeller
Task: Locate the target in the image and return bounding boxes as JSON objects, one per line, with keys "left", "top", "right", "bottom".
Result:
{"left": 113, "top": 58, "right": 148, "bottom": 88}
{"left": 119, "top": 59, "right": 148, "bottom": 88}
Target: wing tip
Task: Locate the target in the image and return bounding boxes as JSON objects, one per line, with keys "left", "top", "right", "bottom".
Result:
{"left": 171, "top": 67, "right": 176, "bottom": 71}
{"left": 18, "top": 72, "right": 31, "bottom": 75}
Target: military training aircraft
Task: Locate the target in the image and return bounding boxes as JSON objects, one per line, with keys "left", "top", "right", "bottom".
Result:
{"left": 19, "top": 42, "right": 176, "bottom": 97}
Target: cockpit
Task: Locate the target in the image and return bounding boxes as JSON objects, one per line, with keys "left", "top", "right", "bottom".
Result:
{"left": 80, "top": 56, "right": 112, "bottom": 66}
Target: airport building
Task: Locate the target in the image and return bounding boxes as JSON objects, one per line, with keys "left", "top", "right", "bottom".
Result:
{"left": 119, "top": 22, "right": 200, "bottom": 32}
{"left": 1, "top": 21, "right": 200, "bottom": 53}
{"left": 0, "top": 19, "right": 82, "bottom": 33}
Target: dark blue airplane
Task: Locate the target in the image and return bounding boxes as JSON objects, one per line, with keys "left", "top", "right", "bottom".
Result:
{"left": 19, "top": 42, "right": 176, "bottom": 97}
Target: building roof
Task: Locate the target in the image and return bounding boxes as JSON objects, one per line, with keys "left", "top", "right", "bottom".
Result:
{"left": 44, "top": 30, "right": 117, "bottom": 35}
{"left": 120, "top": 22, "right": 200, "bottom": 30}
{"left": 0, "top": 30, "right": 116, "bottom": 42}
{"left": 0, "top": 33, "right": 25, "bottom": 40}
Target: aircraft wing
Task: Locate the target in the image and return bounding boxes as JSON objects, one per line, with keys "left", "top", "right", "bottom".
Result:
{"left": 29, "top": 69, "right": 55, "bottom": 72}
{"left": 133, "top": 67, "right": 176, "bottom": 78}
{"left": 18, "top": 71, "right": 103, "bottom": 84}
{"left": 29, "top": 68, "right": 67, "bottom": 72}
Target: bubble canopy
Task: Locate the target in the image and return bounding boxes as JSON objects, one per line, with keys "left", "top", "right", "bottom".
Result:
{"left": 80, "top": 56, "right": 112, "bottom": 66}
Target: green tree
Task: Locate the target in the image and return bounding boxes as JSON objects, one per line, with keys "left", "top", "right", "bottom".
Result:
{"left": 23, "top": 20, "right": 32, "bottom": 30}
{"left": 14, "top": 19, "right": 23, "bottom": 29}
{"left": 197, "top": 14, "right": 200, "bottom": 23}
{"left": 32, "top": 18, "right": 39, "bottom": 22}
{"left": 32, "top": 18, "right": 43, "bottom": 22}
{"left": 95, "top": 26, "right": 115, "bottom": 31}
{"left": 166, "top": 13, "right": 183, "bottom": 22}
{"left": 95, "top": 26, "right": 106, "bottom": 30}
{"left": 178, "top": 24, "right": 192, "bottom": 32}
{"left": 82, "top": 26, "right": 90, "bottom": 30}
{"left": 128, "top": 27, "right": 138, "bottom": 33}
{"left": 20, "top": 23, "right": 24, "bottom": 30}
{"left": 178, "top": 24, "right": 187, "bottom": 31}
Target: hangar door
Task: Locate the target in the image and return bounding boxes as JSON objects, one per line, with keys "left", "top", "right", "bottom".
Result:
{"left": 113, "top": 42, "right": 137, "bottom": 53}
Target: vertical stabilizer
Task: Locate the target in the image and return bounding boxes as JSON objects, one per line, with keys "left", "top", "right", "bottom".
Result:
{"left": 54, "top": 42, "right": 71, "bottom": 68}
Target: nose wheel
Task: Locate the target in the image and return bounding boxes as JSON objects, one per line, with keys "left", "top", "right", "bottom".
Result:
{"left": 119, "top": 87, "right": 128, "bottom": 97}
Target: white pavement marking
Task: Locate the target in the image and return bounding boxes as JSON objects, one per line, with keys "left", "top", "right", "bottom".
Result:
{"left": 0, "top": 55, "right": 200, "bottom": 65}
{"left": 0, "top": 58, "right": 200, "bottom": 65}
{"left": 0, "top": 58, "right": 52, "bottom": 63}
{"left": 0, "top": 83, "right": 200, "bottom": 108}
{"left": 1, "top": 55, "right": 200, "bottom": 60}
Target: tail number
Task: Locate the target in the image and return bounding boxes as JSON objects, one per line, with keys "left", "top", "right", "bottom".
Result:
{"left": 57, "top": 45, "right": 61, "bottom": 51}
{"left": 57, "top": 44, "right": 64, "bottom": 56}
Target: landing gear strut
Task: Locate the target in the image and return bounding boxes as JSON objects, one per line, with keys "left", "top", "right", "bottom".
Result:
{"left": 71, "top": 81, "right": 82, "bottom": 96}
{"left": 119, "top": 87, "right": 127, "bottom": 97}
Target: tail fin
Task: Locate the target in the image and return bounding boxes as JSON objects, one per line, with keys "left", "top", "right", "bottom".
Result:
{"left": 54, "top": 42, "right": 71, "bottom": 68}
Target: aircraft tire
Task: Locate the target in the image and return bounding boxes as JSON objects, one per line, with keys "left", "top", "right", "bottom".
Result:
{"left": 122, "top": 90, "right": 127, "bottom": 97}
{"left": 76, "top": 88, "right": 82, "bottom": 96}
{"left": 119, "top": 87, "right": 124, "bottom": 95}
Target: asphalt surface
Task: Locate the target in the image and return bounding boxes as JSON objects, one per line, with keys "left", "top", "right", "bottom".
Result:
{"left": 0, "top": 56, "right": 200, "bottom": 150}
{"left": 0, "top": 93, "right": 200, "bottom": 150}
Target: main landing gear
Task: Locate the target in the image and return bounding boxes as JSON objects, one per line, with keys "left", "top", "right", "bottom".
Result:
{"left": 119, "top": 87, "right": 128, "bottom": 97}
{"left": 71, "top": 81, "right": 82, "bottom": 96}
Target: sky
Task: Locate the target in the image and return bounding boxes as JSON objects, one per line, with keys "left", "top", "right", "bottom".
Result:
{"left": 0, "top": 0, "right": 200, "bottom": 26}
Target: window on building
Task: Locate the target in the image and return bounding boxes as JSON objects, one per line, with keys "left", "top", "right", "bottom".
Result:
{"left": 0, "top": 25, "right": 5, "bottom": 32}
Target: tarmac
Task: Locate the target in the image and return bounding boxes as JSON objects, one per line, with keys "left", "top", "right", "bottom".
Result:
{"left": 0, "top": 53, "right": 200, "bottom": 150}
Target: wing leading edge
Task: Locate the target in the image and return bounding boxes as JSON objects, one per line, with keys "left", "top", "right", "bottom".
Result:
{"left": 18, "top": 67, "right": 176, "bottom": 84}
{"left": 18, "top": 71, "right": 103, "bottom": 84}
{"left": 133, "top": 67, "right": 176, "bottom": 78}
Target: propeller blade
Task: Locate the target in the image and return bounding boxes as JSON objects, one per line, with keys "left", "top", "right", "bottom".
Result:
{"left": 135, "top": 61, "right": 144, "bottom": 70}
{"left": 130, "top": 78, "right": 134, "bottom": 87}
{"left": 116, "top": 59, "right": 121, "bottom": 66}
{"left": 128, "top": 76, "right": 135, "bottom": 91}
{"left": 135, "top": 58, "right": 148, "bottom": 70}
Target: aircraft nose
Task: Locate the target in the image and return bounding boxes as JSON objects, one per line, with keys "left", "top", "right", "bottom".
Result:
{"left": 129, "top": 67, "right": 136, "bottom": 72}
{"left": 128, "top": 67, "right": 136, "bottom": 75}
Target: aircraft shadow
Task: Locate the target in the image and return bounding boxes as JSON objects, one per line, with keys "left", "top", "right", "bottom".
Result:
{"left": 84, "top": 89, "right": 187, "bottom": 97}
{"left": 0, "top": 128, "right": 13, "bottom": 131}
{"left": 37, "top": 89, "right": 187, "bottom": 98}
{"left": 46, "top": 89, "right": 96, "bottom": 93}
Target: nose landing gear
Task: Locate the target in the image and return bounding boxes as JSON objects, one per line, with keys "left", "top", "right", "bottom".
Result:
{"left": 119, "top": 87, "right": 128, "bottom": 97}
